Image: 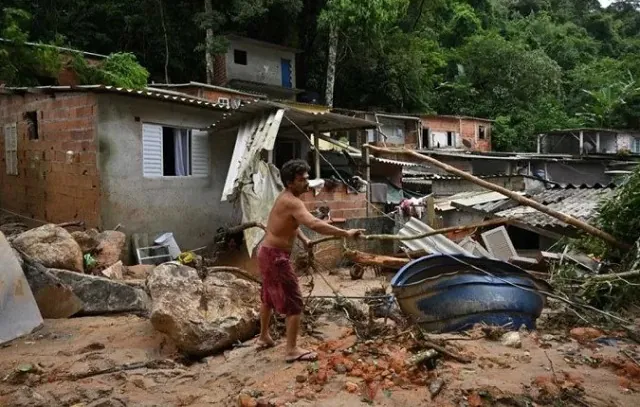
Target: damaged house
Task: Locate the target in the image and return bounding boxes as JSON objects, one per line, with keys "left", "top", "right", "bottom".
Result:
{"left": 0, "top": 86, "right": 376, "bottom": 264}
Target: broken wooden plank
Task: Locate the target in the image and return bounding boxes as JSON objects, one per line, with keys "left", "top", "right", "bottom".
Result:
{"left": 344, "top": 249, "right": 409, "bottom": 270}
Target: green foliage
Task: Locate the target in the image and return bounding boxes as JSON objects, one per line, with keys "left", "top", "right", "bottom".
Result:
{"left": 0, "top": 7, "right": 61, "bottom": 85}
{"left": 72, "top": 52, "right": 149, "bottom": 88}
{"left": 3, "top": 0, "right": 640, "bottom": 149}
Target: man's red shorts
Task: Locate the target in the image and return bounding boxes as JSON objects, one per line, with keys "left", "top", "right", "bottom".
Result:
{"left": 258, "top": 245, "right": 303, "bottom": 316}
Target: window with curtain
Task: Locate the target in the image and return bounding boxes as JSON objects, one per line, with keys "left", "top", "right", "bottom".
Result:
{"left": 141, "top": 123, "right": 210, "bottom": 177}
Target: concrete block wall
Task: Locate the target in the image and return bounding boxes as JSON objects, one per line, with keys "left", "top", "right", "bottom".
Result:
{"left": 0, "top": 92, "right": 101, "bottom": 227}
{"left": 300, "top": 183, "right": 367, "bottom": 220}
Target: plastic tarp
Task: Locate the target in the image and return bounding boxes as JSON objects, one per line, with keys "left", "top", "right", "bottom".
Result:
{"left": 0, "top": 232, "right": 43, "bottom": 345}
{"left": 240, "top": 161, "right": 284, "bottom": 256}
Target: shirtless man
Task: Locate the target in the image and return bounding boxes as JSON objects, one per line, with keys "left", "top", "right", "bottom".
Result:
{"left": 257, "top": 159, "right": 365, "bottom": 363}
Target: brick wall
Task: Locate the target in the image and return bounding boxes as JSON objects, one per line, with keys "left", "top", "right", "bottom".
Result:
{"left": 421, "top": 116, "right": 492, "bottom": 152}
{"left": 300, "top": 183, "right": 367, "bottom": 220}
{"left": 0, "top": 92, "right": 101, "bottom": 227}
{"left": 213, "top": 55, "right": 227, "bottom": 86}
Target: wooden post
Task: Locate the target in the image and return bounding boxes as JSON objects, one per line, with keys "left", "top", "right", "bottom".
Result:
{"left": 363, "top": 144, "right": 371, "bottom": 217}
{"left": 313, "top": 123, "right": 321, "bottom": 179}
{"left": 425, "top": 195, "right": 435, "bottom": 227}
{"left": 537, "top": 134, "right": 542, "bottom": 154}
{"left": 365, "top": 144, "right": 629, "bottom": 250}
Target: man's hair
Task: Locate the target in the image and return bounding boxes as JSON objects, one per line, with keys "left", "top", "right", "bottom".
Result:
{"left": 280, "top": 159, "right": 310, "bottom": 186}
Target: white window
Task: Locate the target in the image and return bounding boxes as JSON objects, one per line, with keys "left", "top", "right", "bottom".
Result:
{"left": 142, "top": 123, "right": 209, "bottom": 177}
{"left": 4, "top": 123, "right": 18, "bottom": 175}
{"left": 633, "top": 138, "right": 640, "bottom": 154}
{"left": 217, "top": 97, "right": 230, "bottom": 107}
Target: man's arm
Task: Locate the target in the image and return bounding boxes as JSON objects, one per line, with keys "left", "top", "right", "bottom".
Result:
{"left": 291, "top": 199, "right": 364, "bottom": 238}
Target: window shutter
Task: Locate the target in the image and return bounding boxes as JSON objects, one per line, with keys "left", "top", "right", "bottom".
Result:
{"left": 190, "top": 130, "right": 209, "bottom": 176}
{"left": 142, "top": 123, "right": 163, "bottom": 177}
{"left": 481, "top": 226, "right": 517, "bottom": 261}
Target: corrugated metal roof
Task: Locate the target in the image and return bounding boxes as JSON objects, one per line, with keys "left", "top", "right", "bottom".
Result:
{"left": 399, "top": 217, "right": 473, "bottom": 255}
{"left": 435, "top": 191, "right": 522, "bottom": 212}
{"left": 149, "top": 82, "right": 267, "bottom": 98}
{"left": 0, "top": 85, "right": 233, "bottom": 113}
{"left": 372, "top": 157, "right": 423, "bottom": 167}
{"left": 495, "top": 187, "right": 615, "bottom": 228}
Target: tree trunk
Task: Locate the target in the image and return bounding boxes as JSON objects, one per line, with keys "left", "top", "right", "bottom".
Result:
{"left": 158, "top": 0, "right": 170, "bottom": 83}
{"left": 325, "top": 23, "right": 338, "bottom": 107}
{"left": 204, "top": 0, "right": 215, "bottom": 84}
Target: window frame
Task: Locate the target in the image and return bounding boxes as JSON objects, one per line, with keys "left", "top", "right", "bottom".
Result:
{"left": 233, "top": 49, "right": 247, "bottom": 65}
{"left": 141, "top": 122, "right": 210, "bottom": 178}
{"left": 4, "top": 122, "right": 18, "bottom": 175}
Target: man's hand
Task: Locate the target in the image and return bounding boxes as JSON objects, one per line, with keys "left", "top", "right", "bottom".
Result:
{"left": 344, "top": 229, "right": 366, "bottom": 239}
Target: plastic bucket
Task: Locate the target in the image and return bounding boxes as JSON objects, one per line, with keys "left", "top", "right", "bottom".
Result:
{"left": 154, "top": 232, "right": 181, "bottom": 259}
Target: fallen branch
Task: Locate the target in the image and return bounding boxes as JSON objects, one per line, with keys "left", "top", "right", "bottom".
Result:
{"left": 344, "top": 249, "right": 409, "bottom": 270}
{"left": 205, "top": 266, "right": 262, "bottom": 285}
{"left": 366, "top": 144, "right": 630, "bottom": 250}
{"left": 67, "top": 359, "right": 177, "bottom": 380}
{"left": 406, "top": 349, "right": 438, "bottom": 366}
{"left": 223, "top": 222, "right": 265, "bottom": 235}
{"left": 57, "top": 220, "right": 85, "bottom": 228}
{"left": 586, "top": 269, "right": 640, "bottom": 281}
{"left": 420, "top": 337, "right": 473, "bottom": 364}
{"left": 309, "top": 218, "right": 508, "bottom": 248}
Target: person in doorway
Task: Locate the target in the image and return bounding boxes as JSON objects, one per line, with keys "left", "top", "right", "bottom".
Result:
{"left": 257, "top": 159, "right": 365, "bottom": 363}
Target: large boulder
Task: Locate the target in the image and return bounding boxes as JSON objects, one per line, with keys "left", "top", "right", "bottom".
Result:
{"left": 48, "top": 269, "right": 149, "bottom": 315}
{"left": 12, "top": 224, "right": 84, "bottom": 273}
{"left": 71, "top": 229, "right": 100, "bottom": 253}
{"left": 147, "top": 263, "right": 260, "bottom": 357}
{"left": 94, "top": 231, "right": 126, "bottom": 269}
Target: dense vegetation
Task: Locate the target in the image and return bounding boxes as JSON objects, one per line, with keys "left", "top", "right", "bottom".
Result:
{"left": 1, "top": 0, "right": 640, "bottom": 151}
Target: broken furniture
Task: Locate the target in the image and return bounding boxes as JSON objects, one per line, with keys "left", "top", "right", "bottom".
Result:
{"left": 390, "top": 254, "right": 551, "bottom": 333}
{"left": 132, "top": 233, "right": 176, "bottom": 265}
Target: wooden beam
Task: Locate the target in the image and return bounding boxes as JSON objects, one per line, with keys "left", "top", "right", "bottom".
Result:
{"left": 363, "top": 144, "right": 371, "bottom": 217}
{"left": 313, "top": 122, "right": 321, "bottom": 179}
{"left": 365, "top": 144, "right": 629, "bottom": 250}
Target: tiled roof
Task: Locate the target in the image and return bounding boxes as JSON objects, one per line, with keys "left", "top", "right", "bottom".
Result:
{"left": 494, "top": 186, "right": 616, "bottom": 228}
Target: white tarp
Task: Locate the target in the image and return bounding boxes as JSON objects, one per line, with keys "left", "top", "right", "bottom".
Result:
{"left": 240, "top": 161, "right": 284, "bottom": 256}
{"left": 0, "top": 232, "right": 43, "bottom": 344}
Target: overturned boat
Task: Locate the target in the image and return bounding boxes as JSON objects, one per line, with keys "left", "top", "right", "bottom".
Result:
{"left": 391, "top": 254, "right": 551, "bottom": 333}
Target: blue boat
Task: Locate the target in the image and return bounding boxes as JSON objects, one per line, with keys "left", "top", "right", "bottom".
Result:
{"left": 390, "top": 254, "right": 552, "bottom": 333}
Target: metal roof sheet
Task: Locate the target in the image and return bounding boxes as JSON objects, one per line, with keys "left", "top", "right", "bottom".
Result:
{"left": 372, "top": 157, "right": 423, "bottom": 167}
{"left": 495, "top": 187, "right": 615, "bottom": 228}
{"left": 399, "top": 217, "right": 473, "bottom": 256}
{"left": 434, "top": 191, "right": 521, "bottom": 212}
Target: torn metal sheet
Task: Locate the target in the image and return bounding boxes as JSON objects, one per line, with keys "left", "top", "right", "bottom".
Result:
{"left": 0, "top": 232, "right": 43, "bottom": 345}
{"left": 398, "top": 217, "right": 473, "bottom": 256}
{"left": 221, "top": 109, "right": 284, "bottom": 201}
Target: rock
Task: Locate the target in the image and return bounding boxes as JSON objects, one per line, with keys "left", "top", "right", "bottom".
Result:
{"left": 12, "top": 224, "right": 84, "bottom": 273}
{"left": 48, "top": 268, "right": 149, "bottom": 315}
{"left": 20, "top": 252, "right": 83, "bottom": 318}
{"left": 429, "top": 377, "right": 445, "bottom": 398}
{"left": 101, "top": 261, "right": 124, "bottom": 279}
{"left": 334, "top": 363, "right": 347, "bottom": 374}
{"left": 501, "top": 332, "right": 522, "bottom": 348}
{"left": 570, "top": 327, "right": 603, "bottom": 342}
{"left": 71, "top": 229, "right": 100, "bottom": 253}
{"left": 0, "top": 222, "right": 29, "bottom": 238}
{"left": 94, "top": 231, "right": 126, "bottom": 269}
{"left": 238, "top": 393, "right": 258, "bottom": 407}
{"left": 345, "top": 382, "right": 358, "bottom": 393}
{"left": 296, "top": 374, "right": 307, "bottom": 383}
{"left": 147, "top": 263, "right": 260, "bottom": 357}
{"left": 126, "top": 264, "right": 155, "bottom": 279}
{"left": 88, "top": 398, "right": 127, "bottom": 407}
